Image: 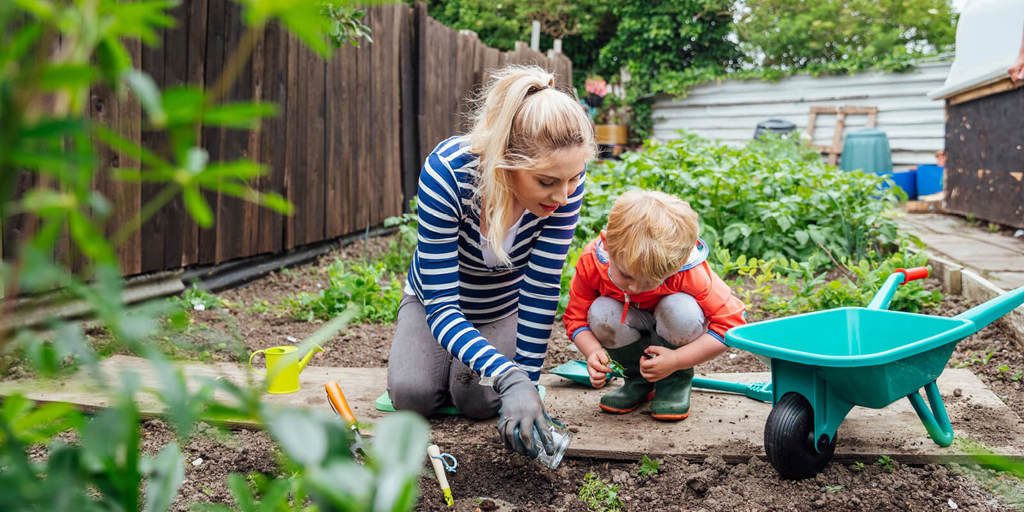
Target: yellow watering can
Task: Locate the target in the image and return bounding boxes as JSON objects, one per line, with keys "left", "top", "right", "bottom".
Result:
{"left": 249, "top": 345, "right": 323, "bottom": 394}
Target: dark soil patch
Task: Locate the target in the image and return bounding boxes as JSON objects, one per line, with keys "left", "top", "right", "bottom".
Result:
{"left": 59, "top": 234, "right": 1024, "bottom": 510}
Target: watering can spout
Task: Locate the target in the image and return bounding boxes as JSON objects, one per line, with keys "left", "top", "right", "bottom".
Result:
{"left": 298, "top": 345, "right": 324, "bottom": 372}
{"left": 954, "top": 285, "right": 1024, "bottom": 335}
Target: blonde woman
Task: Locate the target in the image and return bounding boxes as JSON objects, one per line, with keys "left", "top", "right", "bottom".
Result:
{"left": 387, "top": 65, "right": 596, "bottom": 457}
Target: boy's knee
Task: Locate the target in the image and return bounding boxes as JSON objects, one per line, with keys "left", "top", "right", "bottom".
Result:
{"left": 587, "top": 296, "right": 641, "bottom": 348}
{"left": 655, "top": 293, "right": 706, "bottom": 346}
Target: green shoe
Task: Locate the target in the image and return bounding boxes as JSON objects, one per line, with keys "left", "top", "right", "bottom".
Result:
{"left": 650, "top": 366, "right": 693, "bottom": 421}
{"left": 599, "top": 340, "right": 654, "bottom": 414}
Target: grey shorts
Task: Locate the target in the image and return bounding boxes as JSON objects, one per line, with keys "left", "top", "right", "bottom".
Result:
{"left": 386, "top": 294, "right": 518, "bottom": 419}
{"left": 587, "top": 293, "right": 707, "bottom": 349}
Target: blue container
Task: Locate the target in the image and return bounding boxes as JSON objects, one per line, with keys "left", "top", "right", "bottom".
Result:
{"left": 877, "top": 170, "right": 918, "bottom": 200}
{"left": 915, "top": 164, "right": 943, "bottom": 196}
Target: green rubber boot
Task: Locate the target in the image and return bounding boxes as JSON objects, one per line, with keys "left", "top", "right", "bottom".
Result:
{"left": 599, "top": 341, "right": 654, "bottom": 414}
{"left": 649, "top": 335, "right": 694, "bottom": 421}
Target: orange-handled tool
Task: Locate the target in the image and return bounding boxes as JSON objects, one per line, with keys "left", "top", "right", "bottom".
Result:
{"left": 325, "top": 380, "right": 366, "bottom": 457}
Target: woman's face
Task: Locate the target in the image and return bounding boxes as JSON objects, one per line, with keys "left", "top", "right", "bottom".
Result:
{"left": 509, "top": 146, "right": 589, "bottom": 218}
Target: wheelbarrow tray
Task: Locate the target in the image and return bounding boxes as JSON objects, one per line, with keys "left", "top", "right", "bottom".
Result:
{"left": 726, "top": 307, "right": 974, "bottom": 408}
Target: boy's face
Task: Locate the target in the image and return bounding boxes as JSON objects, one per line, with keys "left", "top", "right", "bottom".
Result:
{"left": 608, "top": 260, "right": 666, "bottom": 295}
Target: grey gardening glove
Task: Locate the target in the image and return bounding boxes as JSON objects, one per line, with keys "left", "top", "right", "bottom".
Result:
{"left": 494, "top": 369, "right": 554, "bottom": 458}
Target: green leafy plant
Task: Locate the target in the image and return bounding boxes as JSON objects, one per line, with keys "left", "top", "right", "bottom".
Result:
{"left": 578, "top": 473, "right": 624, "bottom": 512}
{"left": 283, "top": 259, "right": 404, "bottom": 324}
{"left": 851, "top": 461, "right": 866, "bottom": 472}
{"left": 638, "top": 454, "right": 660, "bottom": 477}
{"left": 379, "top": 199, "right": 418, "bottom": 275}
{"left": 877, "top": 455, "right": 894, "bottom": 472}
{"left": 0, "top": 1, "right": 430, "bottom": 511}
{"left": 173, "top": 283, "right": 226, "bottom": 312}
{"left": 954, "top": 350, "right": 996, "bottom": 369}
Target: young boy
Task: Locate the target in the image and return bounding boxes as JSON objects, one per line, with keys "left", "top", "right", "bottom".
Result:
{"left": 563, "top": 190, "right": 746, "bottom": 421}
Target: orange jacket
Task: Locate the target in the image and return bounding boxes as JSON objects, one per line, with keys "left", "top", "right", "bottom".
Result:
{"left": 563, "top": 234, "right": 746, "bottom": 343}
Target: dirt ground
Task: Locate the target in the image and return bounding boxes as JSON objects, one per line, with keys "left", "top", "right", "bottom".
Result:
{"left": 51, "top": 235, "right": 1024, "bottom": 510}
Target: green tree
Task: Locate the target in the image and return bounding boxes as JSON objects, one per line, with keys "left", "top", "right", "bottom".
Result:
{"left": 737, "top": 0, "right": 958, "bottom": 73}
{"left": 419, "top": 0, "right": 529, "bottom": 50}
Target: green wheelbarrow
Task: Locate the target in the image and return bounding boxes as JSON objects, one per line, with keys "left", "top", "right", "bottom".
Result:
{"left": 725, "top": 267, "right": 1024, "bottom": 479}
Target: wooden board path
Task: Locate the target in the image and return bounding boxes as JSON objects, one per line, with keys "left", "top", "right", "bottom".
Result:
{"left": 2, "top": 356, "right": 1023, "bottom": 464}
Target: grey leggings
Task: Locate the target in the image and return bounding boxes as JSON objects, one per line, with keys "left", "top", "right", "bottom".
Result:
{"left": 588, "top": 294, "right": 706, "bottom": 349}
{"left": 386, "top": 294, "right": 517, "bottom": 419}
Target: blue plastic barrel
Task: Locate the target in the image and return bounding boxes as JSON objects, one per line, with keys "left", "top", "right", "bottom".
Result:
{"left": 915, "top": 164, "right": 943, "bottom": 196}
{"left": 877, "top": 170, "right": 918, "bottom": 200}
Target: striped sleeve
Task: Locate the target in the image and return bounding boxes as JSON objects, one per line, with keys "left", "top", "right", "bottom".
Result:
{"left": 514, "top": 173, "right": 587, "bottom": 382}
{"left": 413, "top": 145, "right": 515, "bottom": 379}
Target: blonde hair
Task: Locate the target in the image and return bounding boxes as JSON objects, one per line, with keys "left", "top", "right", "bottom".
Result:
{"left": 468, "top": 65, "right": 596, "bottom": 266}
{"left": 604, "top": 190, "right": 700, "bottom": 283}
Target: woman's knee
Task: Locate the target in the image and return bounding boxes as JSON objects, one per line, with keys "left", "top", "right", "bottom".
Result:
{"left": 388, "top": 376, "right": 445, "bottom": 418}
{"left": 654, "top": 293, "right": 706, "bottom": 346}
{"left": 587, "top": 296, "right": 642, "bottom": 348}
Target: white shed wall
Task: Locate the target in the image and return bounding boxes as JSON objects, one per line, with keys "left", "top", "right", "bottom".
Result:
{"left": 652, "top": 61, "right": 952, "bottom": 171}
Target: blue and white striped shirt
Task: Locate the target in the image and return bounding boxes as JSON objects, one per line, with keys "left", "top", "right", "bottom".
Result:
{"left": 406, "top": 136, "right": 586, "bottom": 382}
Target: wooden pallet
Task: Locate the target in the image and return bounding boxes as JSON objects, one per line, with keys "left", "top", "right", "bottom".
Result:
{"left": 807, "top": 105, "right": 879, "bottom": 166}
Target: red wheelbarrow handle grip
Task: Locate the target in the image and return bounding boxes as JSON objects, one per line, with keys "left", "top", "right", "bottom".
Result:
{"left": 896, "top": 267, "right": 929, "bottom": 283}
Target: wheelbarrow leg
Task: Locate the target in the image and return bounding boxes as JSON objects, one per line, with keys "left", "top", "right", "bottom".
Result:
{"left": 906, "top": 380, "right": 954, "bottom": 447}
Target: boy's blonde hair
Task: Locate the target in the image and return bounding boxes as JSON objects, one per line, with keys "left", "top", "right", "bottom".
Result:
{"left": 468, "top": 65, "right": 597, "bottom": 266}
{"left": 604, "top": 190, "right": 700, "bottom": 283}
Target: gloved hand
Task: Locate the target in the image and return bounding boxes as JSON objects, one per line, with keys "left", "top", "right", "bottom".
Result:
{"left": 493, "top": 369, "right": 553, "bottom": 457}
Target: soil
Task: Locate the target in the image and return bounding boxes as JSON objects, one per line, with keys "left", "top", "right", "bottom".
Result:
{"left": 29, "top": 234, "right": 1024, "bottom": 510}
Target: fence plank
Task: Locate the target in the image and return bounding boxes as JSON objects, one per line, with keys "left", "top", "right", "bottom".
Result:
{"left": 305, "top": 43, "right": 326, "bottom": 244}
{"left": 283, "top": 33, "right": 301, "bottom": 249}
{"left": 399, "top": 4, "right": 418, "bottom": 209}
{"left": 199, "top": 0, "right": 227, "bottom": 264}
{"left": 258, "top": 21, "right": 286, "bottom": 255}
{"left": 355, "top": 12, "right": 372, "bottom": 231}
{"left": 181, "top": 0, "right": 208, "bottom": 266}
{"left": 156, "top": 1, "right": 187, "bottom": 272}
{"left": 140, "top": 16, "right": 168, "bottom": 273}
{"left": 325, "top": 36, "right": 348, "bottom": 238}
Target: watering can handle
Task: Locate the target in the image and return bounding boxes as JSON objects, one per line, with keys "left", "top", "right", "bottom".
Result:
{"left": 896, "top": 267, "right": 929, "bottom": 283}
{"left": 249, "top": 350, "right": 267, "bottom": 376}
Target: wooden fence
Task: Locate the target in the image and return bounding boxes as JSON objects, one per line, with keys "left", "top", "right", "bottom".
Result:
{"left": 2, "top": 2, "right": 573, "bottom": 276}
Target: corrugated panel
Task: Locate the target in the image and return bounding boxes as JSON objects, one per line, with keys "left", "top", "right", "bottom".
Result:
{"left": 652, "top": 61, "right": 952, "bottom": 171}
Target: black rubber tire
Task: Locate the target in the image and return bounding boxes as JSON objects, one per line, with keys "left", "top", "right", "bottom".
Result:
{"left": 764, "top": 392, "right": 837, "bottom": 480}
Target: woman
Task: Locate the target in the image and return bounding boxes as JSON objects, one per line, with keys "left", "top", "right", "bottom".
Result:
{"left": 387, "top": 65, "right": 596, "bottom": 457}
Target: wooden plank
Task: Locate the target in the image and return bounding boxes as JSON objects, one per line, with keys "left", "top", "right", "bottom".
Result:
{"left": 384, "top": 6, "right": 403, "bottom": 219}
{"left": 303, "top": 37, "right": 325, "bottom": 243}
{"left": 7, "top": 357, "right": 1024, "bottom": 464}
{"left": 949, "top": 77, "right": 1024, "bottom": 106}
{"left": 139, "top": 21, "right": 167, "bottom": 273}
{"left": 355, "top": 10, "right": 372, "bottom": 231}
{"left": 118, "top": 35, "right": 144, "bottom": 275}
{"left": 398, "top": 3, "right": 418, "bottom": 211}
{"left": 243, "top": 18, "right": 263, "bottom": 257}
{"left": 828, "top": 110, "right": 846, "bottom": 166}
{"left": 282, "top": 33, "right": 301, "bottom": 250}
{"left": 367, "top": 7, "right": 386, "bottom": 228}
{"left": 199, "top": 0, "right": 227, "bottom": 264}
{"left": 182, "top": 0, "right": 208, "bottom": 266}
{"left": 324, "top": 31, "right": 348, "bottom": 238}
{"left": 257, "top": 21, "right": 286, "bottom": 254}
{"left": 215, "top": 1, "right": 251, "bottom": 263}
{"left": 340, "top": 33, "right": 360, "bottom": 236}
{"left": 157, "top": 1, "right": 188, "bottom": 272}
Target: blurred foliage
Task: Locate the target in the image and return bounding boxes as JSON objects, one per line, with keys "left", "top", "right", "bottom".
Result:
{"left": 0, "top": 1, "right": 428, "bottom": 511}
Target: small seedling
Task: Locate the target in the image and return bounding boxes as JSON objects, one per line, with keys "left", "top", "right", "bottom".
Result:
{"left": 244, "top": 300, "right": 271, "bottom": 314}
{"left": 877, "top": 455, "right": 894, "bottom": 472}
{"left": 578, "top": 473, "right": 624, "bottom": 512}
{"left": 954, "top": 349, "right": 995, "bottom": 368}
{"left": 851, "top": 461, "right": 866, "bottom": 472}
{"left": 988, "top": 222, "right": 1000, "bottom": 233}
{"left": 824, "top": 485, "right": 844, "bottom": 492}
{"left": 607, "top": 359, "right": 626, "bottom": 377}
{"left": 638, "top": 454, "right": 660, "bottom": 476}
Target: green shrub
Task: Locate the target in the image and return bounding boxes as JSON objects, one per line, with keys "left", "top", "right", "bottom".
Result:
{"left": 284, "top": 260, "right": 404, "bottom": 324}
{"left": 379, "top": 200, "right": 419, "bottom": 275}
{"left": 578, "top": 132, "right": 903, "bottom": 265}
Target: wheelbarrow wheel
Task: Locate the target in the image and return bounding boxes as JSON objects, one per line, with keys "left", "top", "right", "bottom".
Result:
{"left": 764, "top": 392, "right": 836, "bottom": 480}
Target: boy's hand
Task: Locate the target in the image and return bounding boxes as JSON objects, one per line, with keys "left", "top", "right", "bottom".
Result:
{"left": 640, "top": 345, "right": 680, "bottom": 382}
{"left": 586, "top": 349, "right": 612, "bottom": 388}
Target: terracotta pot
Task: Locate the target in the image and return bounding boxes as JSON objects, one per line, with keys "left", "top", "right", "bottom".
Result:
{"left": 595, "top": 124, "right": 628, "bottom": 145}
